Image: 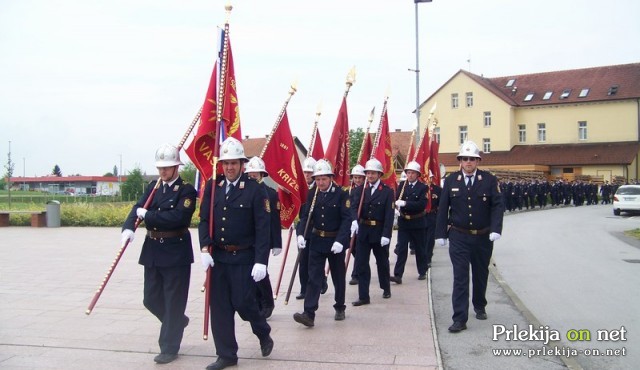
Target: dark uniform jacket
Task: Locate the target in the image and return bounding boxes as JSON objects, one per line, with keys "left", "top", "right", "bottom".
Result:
{"left": 296, "top": 182, "right": 316, "bottom": 240}
{"left": 123, "top": 177, "right": 197, "bottom": 267}
{"left": 297, "top": 183, "right": 351, "bottom": 252}
{"left": 396, "top": 180, "right": 428, "bottom": 229}
{"left": 350, "top": 181, "right": 395, "bottom": 243}
{"left": 264, "top": 184, "right": 283, "bottom": 250}
{"left": 435, "top": 169, "right": 504, "bottom": 239}
{"left": 198, "top": 174, "right": 271, "bottom": 266}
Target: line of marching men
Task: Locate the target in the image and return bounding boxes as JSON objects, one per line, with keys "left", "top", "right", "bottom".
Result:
{"left": 121, "top": 137, "right": 442, "bottom": 370}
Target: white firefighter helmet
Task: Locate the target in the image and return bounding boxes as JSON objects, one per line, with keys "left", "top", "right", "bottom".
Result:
{"left": 404, "top": 160, "right": 421, "bottom": 174}
{"left": 457, "top": 140, "right": 482, "bottom": 160}
{"left": 364, "top": 158, "right": 384, "bottom": 173}
{"left": 312, "top": 159, "right": 334, "bottom": 177}
{"left": 219, "top": 137, "right": 248, "bottom": 162}
{"left": 350, "top": 164, "right": 365, "bottom": 177}
{"left": 303, "top": 157, "right": 317, "bottom": 173}
{"left": 154, "top": 143, "right": 183, "bottom": 167}
{"left": 245, "top": 156, "right": 269, "bottom": 177}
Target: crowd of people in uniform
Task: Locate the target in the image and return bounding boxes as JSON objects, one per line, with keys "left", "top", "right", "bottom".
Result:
{"left": 127, "top": 137, "right": 631, "bottom": 367}
{"left": 499, "top": 178, "right": 620, "bottom": 211}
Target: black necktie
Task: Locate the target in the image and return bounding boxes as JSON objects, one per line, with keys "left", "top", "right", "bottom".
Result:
{"left": 226, "top": 183, "right": 234, "bottom": 194}
{"left": 466, "top": 175, "right": 473, "bottom": 189}
{"left": 163, "top": 183, "right": 169, "bottom": 194}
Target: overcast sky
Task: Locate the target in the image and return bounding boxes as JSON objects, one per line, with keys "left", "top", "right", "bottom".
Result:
{"left": 1, "top": 0, "right": 638, "bottom": 177}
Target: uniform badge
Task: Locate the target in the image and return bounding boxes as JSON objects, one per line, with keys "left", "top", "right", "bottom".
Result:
{"left": 173, "top": 185, "right": 179, "bottom": 191}
{"left": 264, "top": 199, "right": 271, "bottom": 213}
{"left": 346, "top": 199, "right": 351, "bottom": 208}
{"left": 477, "top": 174, "right": 483, "bottom": 181}
{"left": 239, "top": 181, "right": 245, "bottom": 189}
{"left": 452, "top": 188, "right": 459, "bottom": 192}
{"left": 184, "top": 198, "right": 193, "bottom": 208}
{"left": 276, "top": 201, "right": 281, "bottom": 210}
{"left": 457, "top": 174, "right": 462, "bottom": 181}
{"left": 218, "top": 181, "right": 224, "bottom": 187}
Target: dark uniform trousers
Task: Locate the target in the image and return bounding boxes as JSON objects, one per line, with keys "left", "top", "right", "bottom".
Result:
{"left": 394, "top": 181, "right": 428, "bottom": 278}
{"left": 296, "top": 183, "right": 316, "bottom": 295}
{"left": 352, "top": 182, "right": 394, "bottom": 301}
{"left": 435, "top": 169, "right": 504, "bottom": 325}
{"left": 298, "top": 184, "right": 351, "bottom": 318}
{"left": 123, "top": 177, "right": 197, "bottom": 356}
{"left": 198, "top": 174, "right": 272, "bottom": 362}
{"left": 255, "top": 184, "right": 281, "bottom": 313}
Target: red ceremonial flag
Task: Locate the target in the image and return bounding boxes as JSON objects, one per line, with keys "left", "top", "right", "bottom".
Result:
{"left": 428, "top": 135, "right": 441, "bottom": 186}
{"left": 413, "top": 128, "right": 431, "bottom": 183}
{"left": 185, "top": 28, "right": 242, "bottom": 180}
{"left": 324, "top": 97, "right": 350, "bottom": 186}
{"left": 358, "top": 132, "right": 372, "bottom": 166}
{"left": 406, "top": 139, "right": 416, "bottom": 166}
{"left": 372, "top": 107, "right": 397, "bottom": 191}
{"left": 262, "top": 111, "right": 308, "bottom": 228}
{"left": 309, "top": 125, "right": 324, "bottom": 159}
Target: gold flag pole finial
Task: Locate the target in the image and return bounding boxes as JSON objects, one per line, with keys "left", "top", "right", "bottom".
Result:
{"left": 344, "top": 66, "right": 356, "bottom": 97}
{"left": 225, "top": 2, "right": 233, "bottom": 22}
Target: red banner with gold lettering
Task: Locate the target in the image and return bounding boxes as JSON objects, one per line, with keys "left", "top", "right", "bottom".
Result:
{"left": 372, "top": 108, "right": 397, "bottom": 192}
{"left": 413, "top": 129, "right": 431, "bottom": 183}
{"left": 325, "top": 97, "right": 350, "bottom": 186}
{"left": 262, "top": 111, "right": 307, "bottom": 228}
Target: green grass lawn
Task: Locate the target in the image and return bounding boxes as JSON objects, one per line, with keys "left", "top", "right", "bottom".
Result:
{"left": 624, "top": 228, "right": 640, "bottom": 240}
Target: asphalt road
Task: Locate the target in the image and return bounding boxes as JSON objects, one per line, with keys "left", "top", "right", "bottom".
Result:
{"left": 431, "top": 204, "right": 638, "bottom": 370}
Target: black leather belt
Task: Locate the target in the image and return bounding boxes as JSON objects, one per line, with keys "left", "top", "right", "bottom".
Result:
{"left": 360, "top": 219, "right": 379, "bottom": 226}
{"left": 312, "top": 228, "right": 338, "bottom": 238}
{"left": 401, "top": 210, "right": 426, "bottom": 220}
{"left": 147, "top": 228, "right": 188, "bottom": 240}
{"left": 216, "top": 244, "right": 251, "bottom": 252}
{"left": 450, "top": 225, "right": 490, "bottom": 235}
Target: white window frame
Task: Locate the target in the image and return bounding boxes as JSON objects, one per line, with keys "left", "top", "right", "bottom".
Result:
{"left": 451, "top": 93, "right": 459, "bottom": 108}
{"left": 466, "top": 92, "right": 473, "bottom": 107}
{"left": 538, "top": 123, "right": 546, "bottom": 142}
{"left": 483, "top": 138, "right": 491, "bottom": 153}
{"left": 483, "top": 111, "right": 491, "bottom": 127}
{"left": 459, "top": 125, "right": 468, "bottom": 144}
{"left": 518, "top": 124, "right": 526, "bottom": 143}
{"left": 578, "top": 121, "right": 587, "bottom": 140}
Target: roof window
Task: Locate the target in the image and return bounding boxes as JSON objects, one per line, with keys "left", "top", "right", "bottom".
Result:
{"left": 560, "top": 89, "right": 571, "bottom": 99}
{"left": 542, "top": 91, "right": 553, "bottom": 100}
{"left": 578, "top": 88, "right": 590, "bottom": 98}
{"left": 608, "top": 85, "right": 618, "bottom": 96}
{"left": 524, "top": 93, "right": 534, "bottom": 102}
{"left": 506, "top": 79, "right": 516, "bottom": 87}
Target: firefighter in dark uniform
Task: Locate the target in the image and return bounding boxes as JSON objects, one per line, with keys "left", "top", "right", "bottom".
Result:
{"left": 120, "top": 143, "right": 197, "bottom": 364}
{"left": 293, "top": 159, "right": 351, "bottom": 327}
{"left": 348, "top": 164, "right": 366, "bottom": 286}
{"left": 198, "top": 137, "right": 273, "bottom": 370}
{"left": 245, "top": 156, "right": 282, "bottom": 319}
{"left": 391, "top": 161, "right": 428, "bottom": 284}
{"left": 350, "top": 158, "right": 395, "bottom": 306}
{"left": 425, "top": 170, "right": 442, "bottom": 267}
{"left": 435, "top": 140, "right": 504, "bottom": 333}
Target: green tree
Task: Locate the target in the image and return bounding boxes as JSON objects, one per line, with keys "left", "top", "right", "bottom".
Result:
{"left": 113, "top": 165, "right": 118, "bottom": 177}
{"left": 121, "top": 167, "right": 145, "bottom": 201}
{"left": 4, "top": 146, "right": 15, "bottom": 206}
{"left": 180, "top": 162, "right": 196, "bottom": 185}
{"left": 52, "top": 164, "right": 62, "bottom": 176}
{"left": 349, "top": 127, "right": 365, "bottom": 167}
{"left": 103, "top": 172, "right": 114, "bottom": 177}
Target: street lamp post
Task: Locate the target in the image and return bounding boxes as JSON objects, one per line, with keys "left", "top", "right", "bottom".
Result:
{"left": 411, "top": 0, "right": 433, "bottom": 146}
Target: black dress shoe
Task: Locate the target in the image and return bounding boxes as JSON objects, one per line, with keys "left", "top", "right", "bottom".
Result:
{"left": 334, "top": 310, "right": 345, "bottom": 321}
{"left": 295, "top": 293, "right": 305, "bottom": 300}
{"left": 183, "top": 315, "right": 190, "bottom": 327}
{"left": 206, "top": 357, "right": 238, "bottom": 370}
{"left": 352, "top": 299, "right": 370, "bottom": 306}
{"left": 418, "top": 274, "right": 426, "bottom": 280}
{"left": 349, "top": 277, "right": 358, "bottom": 285}
{"left": 321, "top": 277, "right": 328, "bottom": 294}
{"left": 153, "top": 353, "right": 177, "bottom": 364}
{"left": 382, "top": 290, "right": 391, "bottom": 299}
{"left": 389, "top": 276, "right": 402, "bottom": 284}
{"left": 410, "top": 249, "right": 415, "bottom": 255}
{"left": 293, "top": 312, "right": 315, "bottom": 327}
{"left": 448, "top": 321, "right": 467, "bottom": 332}
{"left": 260, "top": 336, "right": 274, "bottom": 357}
{"left": 475, "top": 310, "right": 487, "bottom": 320}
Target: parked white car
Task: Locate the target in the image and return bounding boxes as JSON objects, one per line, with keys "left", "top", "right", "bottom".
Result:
{"left": 613, "top": 185, "right": 640, "bottom": 215}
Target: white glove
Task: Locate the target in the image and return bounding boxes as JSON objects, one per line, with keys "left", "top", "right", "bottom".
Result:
{"left": 394, "top": 208, "right": 401, "bottom": 217}
{"left": 489, "top": 232, "right": 501, "bottom": 242}
{"left": 297, "top": 235, "right": 306, "bottom": 249}
{"left": 330, "top": 242, "right": 344, "bottom": 254}
{"left": 350, "top": 220, "right": 358, "bottom": 236}
{"left": 380, "top": 237, "right": 390, "bottom": 246}
{"left": 436, "top": 238, "right": 447, "bottom": 247}
{"left": 200, "top": 252, "right": 214, "bottom": 271}
{"left": 395, "top": 200, "right": 406, "bottom": 208}
{"left": 136, "top": 207, "right": 148, "bottom": 219}
{"left": 121, "top": 229, "right": 135, "bottom": 245}
{"left": 272, "top": 248, "right": 282, "bottom": 256}
{"left": 251, "top": 263, "right": 267, "bottom": 282}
